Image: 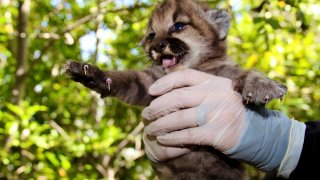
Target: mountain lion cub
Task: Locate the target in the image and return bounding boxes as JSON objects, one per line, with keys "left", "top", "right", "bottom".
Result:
{"left": 65, "top": 0, "right": 287, "bottom": 179}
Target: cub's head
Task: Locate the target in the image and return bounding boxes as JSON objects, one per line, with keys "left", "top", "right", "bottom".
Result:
{"left": 142, "top": 0, "right": 231, "bottom": 73}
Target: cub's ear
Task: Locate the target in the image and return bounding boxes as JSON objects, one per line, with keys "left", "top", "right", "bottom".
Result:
{"left": 205, "top": 9, "right": 231, "bottom": 40}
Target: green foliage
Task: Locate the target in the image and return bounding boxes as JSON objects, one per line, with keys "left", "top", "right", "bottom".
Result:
{"left": 226, "top": 0, "right": 320, "bottom": 121}
{"left": 0, "top": 0, "right": 319, "bottom": 179}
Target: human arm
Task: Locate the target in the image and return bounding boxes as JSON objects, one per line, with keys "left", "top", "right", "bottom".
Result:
{"left": 142, "top": 69, "right": 307, "bottom": 178}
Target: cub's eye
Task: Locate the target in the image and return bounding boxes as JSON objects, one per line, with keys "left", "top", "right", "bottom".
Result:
{"left": 148, "top": 32, "right": 156, "bottom": 41}
{"left": 172, "top": 22, "right": 186, "bottom": 32}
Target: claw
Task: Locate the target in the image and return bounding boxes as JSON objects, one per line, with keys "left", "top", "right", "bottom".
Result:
{"left": 106, "top": 78, "right": 112, "bottom": 91}
{"left": 84, "top": 65, "right": 89, "bottom": 75}
{"left": 246, "top": 92, "right": 252, "bottom": 104}
{"left": 280, "top": 95, "right": 284, "bottom": 102}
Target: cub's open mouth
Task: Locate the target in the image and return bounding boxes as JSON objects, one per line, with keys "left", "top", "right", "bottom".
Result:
{"left": 161, "top": 55, "right": 180, "bottom": 68}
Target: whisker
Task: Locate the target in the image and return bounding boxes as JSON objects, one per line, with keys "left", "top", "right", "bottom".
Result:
{"left": 132, "top": 54, "right": 149, "bottom": 60}
{"left": 130, "top": 54, "right": 153, "bottom": 64}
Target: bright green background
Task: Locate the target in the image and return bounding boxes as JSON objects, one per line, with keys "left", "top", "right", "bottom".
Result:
{"left": 0, "top": 0, "right": 319, "bottom": 179}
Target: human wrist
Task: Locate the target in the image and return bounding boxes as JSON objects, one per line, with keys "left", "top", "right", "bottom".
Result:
{"left": 225, "top": 107, "right": 294, "bottom": 172}
{"left": 277, "top": 119, "right": 305, "bottom": 178}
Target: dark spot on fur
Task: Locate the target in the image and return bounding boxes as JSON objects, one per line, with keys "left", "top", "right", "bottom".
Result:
{"left": 167, "top": 38, "right": 189, "bottom": 54}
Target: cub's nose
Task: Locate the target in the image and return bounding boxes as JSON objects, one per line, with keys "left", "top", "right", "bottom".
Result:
{"left": 154, "top": 40, "right": 168, "bottom": 53}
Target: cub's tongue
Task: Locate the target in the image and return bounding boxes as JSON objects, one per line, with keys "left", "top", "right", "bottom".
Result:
{"left": 162, "top": 57, "right": 177, "bottom": 68}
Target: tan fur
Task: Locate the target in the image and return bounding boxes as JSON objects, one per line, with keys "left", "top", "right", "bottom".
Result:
{"left": 65, "top": 0, "right": 287, "bottom": 179}
{"left": 143, "top": 0, "right": 221, "bottom": 73}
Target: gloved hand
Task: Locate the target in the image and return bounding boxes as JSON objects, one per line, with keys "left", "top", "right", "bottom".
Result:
{"left": 142, "top": 69, "right": 306, "bottom": 178}
{"left": 142, "top": 129, "right": 193, "bottom": 162}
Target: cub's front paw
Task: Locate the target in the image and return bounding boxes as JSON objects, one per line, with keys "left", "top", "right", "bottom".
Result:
{"left": 239, "top": 73, "right": 287, "bottom": 104}
{"left": 64, "top": 60, "right": 112, "bottom": 97}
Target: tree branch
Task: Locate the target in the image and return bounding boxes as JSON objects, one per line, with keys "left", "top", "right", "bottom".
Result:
{"left": 11, "top": 0, "right": 30, "bottom": 105}
{"left": 29, "top": 1, "right": 151, "bottom": 71}
{"left": 116, "top": 122, "right": 144, "bottom": 154}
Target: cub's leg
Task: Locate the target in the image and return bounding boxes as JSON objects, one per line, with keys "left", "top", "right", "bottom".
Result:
{"left": 233, "top": 71, "right": 287, "bottom": 104}
{"left": 65, "top": 61, "right": 164, "bottom": 106}
{"left": 200, "top": 64, "right": 287, "bottom": 105}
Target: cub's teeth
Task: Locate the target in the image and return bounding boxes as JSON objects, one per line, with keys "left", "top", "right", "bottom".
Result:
{"left": 162, "top": 56, "right": 177, "bottom": 68}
